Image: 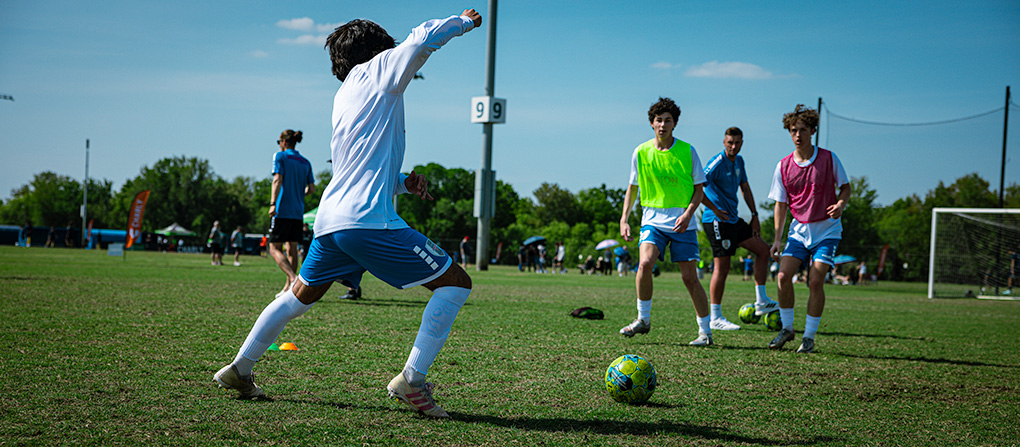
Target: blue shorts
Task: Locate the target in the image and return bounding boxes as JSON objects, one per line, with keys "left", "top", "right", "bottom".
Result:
{"left": 639, "top": 226, "right": 700, "bottom": 263}
{"left": 782, "top": 238, "right": 839, "bottom": 268}
{"left": 298, "top": 228, "right": 452, "bottom": 290}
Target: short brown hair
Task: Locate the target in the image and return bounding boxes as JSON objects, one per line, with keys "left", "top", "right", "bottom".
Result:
{"left": 782, "top": 104, "right": 819, "bottom": 130}
{"left": 648, "top": 97, "right": 681, "bottom": 123}
{"left": 724, "top": 127, "right": 742, "bottom": 137}
{"left": 279, "top": 129, "right": 303, "bottom": 146}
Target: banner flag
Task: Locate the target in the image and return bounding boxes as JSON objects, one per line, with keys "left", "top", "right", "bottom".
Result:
{"left": 877, "top": 243, "right": 890, "bottom": 276}
{"left": 125, "top": 190, "right": 151, "bottom": 249}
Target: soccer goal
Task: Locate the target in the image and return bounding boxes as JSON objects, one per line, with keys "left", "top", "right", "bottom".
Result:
{"left": 928, "top": 207, "right": 1020, "bottom": 299}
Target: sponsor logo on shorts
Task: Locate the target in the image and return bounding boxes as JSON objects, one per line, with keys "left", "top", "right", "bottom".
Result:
{"left": 640, "top": 230, "right": 651, "bottom": 242}
{"left": 425, "top": 239, "right": 446, "bottom": 258}
{"left": 722, "top": 239, "right": 731, "bottom": 250}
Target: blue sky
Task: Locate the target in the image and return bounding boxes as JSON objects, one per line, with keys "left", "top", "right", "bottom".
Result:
{"left": 1, "top": 1, "right": 1018, "bottom": 219}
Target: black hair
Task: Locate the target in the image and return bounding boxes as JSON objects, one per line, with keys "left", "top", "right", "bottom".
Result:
{"left": 325, "top": 19, "right": 396, "bottom": 82}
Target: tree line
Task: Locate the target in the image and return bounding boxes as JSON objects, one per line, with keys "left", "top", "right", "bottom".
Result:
{"left": 1, "top": 156, "right": 1017, "bottom": 281}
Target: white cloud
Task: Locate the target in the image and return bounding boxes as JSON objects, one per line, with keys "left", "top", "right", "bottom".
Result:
{"left": 684, "top": 61, "right": 784, "bottom": 80}
{"left": 278, "top": 34, "right": 327, "bottom": 45}
{"left": 250, "top": 50, "right": 269, "bottom": 58}
{"left": 651, "top": 61, "right": 678, "bottom": 70}
{"left": 276, "top": 17, "right": 315, "bottom": 31}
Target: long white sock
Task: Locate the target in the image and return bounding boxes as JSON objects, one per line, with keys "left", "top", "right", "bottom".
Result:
{"left": 780, "top": 307, "right": 794, "bottom": 331}
{"left": 404, "top": 286, "right": 470, "bottom": 380}
{"left": 755, "top": 285, "right": 770, "bottom": 303}
{"left": 637, "top": 299, "right": 651, "bottom": 321}
{"left": 803, "top": 315, "right": 821, "bottom": 339}
{"left": 710, "top": 303, "right": 722, "bottom": 320}
{"left": 232, "top": 290, "right": 314, "bottom": 376}
{"left": 697, "top": 315, "right": 711, "bottom": 335}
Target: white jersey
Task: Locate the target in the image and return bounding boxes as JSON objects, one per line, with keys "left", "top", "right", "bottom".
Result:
{"left": 628, "top": 143, "right": 707, "bottom": 232}
{"left": 767, "top": 148, "right": 849, "bottom": 248}
{"left": 314, "top": 15, "right": 475, "bottom": 237}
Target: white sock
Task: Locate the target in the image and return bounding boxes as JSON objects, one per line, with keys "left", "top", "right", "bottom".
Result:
{"left": 755, "top": 285, "right": 770, "bottom": 303}
{"left": 780, "top": 307, "right": 794, "bottom": 331}
{"left": 710, "top": 303, "right": 722, "bottom": 320}
{"left": 404, "top": 286, "right": 470, "bottom": 378}
{"left": 803, "top": 315, "right": 821, "bottom": 339}
{"left": 697, "top": 315, "right": 711, "bottom": 335}
{"left": 637, "top": 299, "right": 651, "bottom": 322}
{"left": 232, "top": 289, "right": 314, "bottom": 376}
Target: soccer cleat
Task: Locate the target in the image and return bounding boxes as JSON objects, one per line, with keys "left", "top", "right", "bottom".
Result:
{"left": 754, "top": 299, "right": 780, "bottom": 316}
{"left": 796, "top": 337, "right": 815, "bottom": 353}
{"left": 387, "top": 373, "right": 449, "bottom": 418}
{"left": 619, "top": 318, "right": 651, "bottom": 337}
{"left": 768, "top": 328, "right": 795, "bottom": 350}
{"left": 339, "top": 287, "right": 361, "bottom": 300}
{"left": 688, "top": 333, "right": 713, "bottom": 346}
{"left": 214, "top": 364, "right": 265, "bottom": 399}
{"left": 710, "top": 317, "right": 741, "bottom": 331}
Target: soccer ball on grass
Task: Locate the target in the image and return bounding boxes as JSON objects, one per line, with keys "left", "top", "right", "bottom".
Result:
{"left": 764, "top": 310, "right": 782, "bottom": 331}
{"left": 605, "top": 354, "right": 657, "bottom": 404}
{"left": 738, "top": 303, "right": 760, "bottom": 324}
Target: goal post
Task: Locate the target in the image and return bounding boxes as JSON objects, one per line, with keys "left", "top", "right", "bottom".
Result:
{"left": 928, "top": 207, "right": 1020, "bottom": 299}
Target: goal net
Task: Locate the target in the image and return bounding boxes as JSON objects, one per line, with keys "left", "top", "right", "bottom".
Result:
{"left": 928, "top": 208, "right": 1020, "bottom": 299}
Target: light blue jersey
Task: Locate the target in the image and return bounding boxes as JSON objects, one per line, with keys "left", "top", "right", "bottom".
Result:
{"left": 272, "top": 149, "right": 314, "bottom": 219}
{"left": 702, "top": 151, "right": 747, "bottom": 224}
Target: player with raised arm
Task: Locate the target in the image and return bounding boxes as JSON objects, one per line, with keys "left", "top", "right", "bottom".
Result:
{"left": 215, "top": 9, "right": 482, "bottom": 418}
{"left": 767, "top": 105, "right": 851, "bottom": 353}
{"left": 618, "top": 97, "right": 724, "bottom": 346}
{"left": 700, "top": 127, "right": 779, "bottom": 331}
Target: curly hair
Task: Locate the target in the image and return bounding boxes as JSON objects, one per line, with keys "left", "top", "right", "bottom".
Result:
{"left": 324, "top": 19, "right": 396, "bottom": 82}
{"left": 782, "top": 104, "right": 819, "bottom": 130}
{"left": 647, "top": 97, "right": 681, "bottom": 123}
{"left": 279, "top": 129, "right": 303, "bottom": 147}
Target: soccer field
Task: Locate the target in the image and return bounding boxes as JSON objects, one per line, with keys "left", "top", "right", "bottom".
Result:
{"left": 1, "top": 247, "right": 1017, "bottom": 446}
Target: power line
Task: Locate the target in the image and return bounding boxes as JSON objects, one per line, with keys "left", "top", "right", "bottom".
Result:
{"left": 824, "top": 103, "right": 1006, "bottom": 127}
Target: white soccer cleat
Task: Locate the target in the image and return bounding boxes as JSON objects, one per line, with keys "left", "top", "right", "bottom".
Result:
{"left": 710, "top": 317, "right": 741, "bottom": 331}
{"left": 214, "top": 364, "right": 265, "bottom": 399}
{"left": 754, "top": 300, "right": 780, "bottom": 316}
{"left": 688, "top": 333, "right": 713, "bottom": 346}
{"left": 387, "top": 373, "right": 449, "bottom": 418}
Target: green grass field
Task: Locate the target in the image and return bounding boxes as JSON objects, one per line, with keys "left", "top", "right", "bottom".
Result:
{"left": 1, "top": 246, "right": 1018, "bottom": 446}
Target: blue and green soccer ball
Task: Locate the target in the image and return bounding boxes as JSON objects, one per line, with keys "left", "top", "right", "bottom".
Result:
{"left": 738, "top": 303, "right": 760, "bottom": 324}
{"left": 764, "top": 310, "right": 782, "bottom": 331}
{"left": 605, "top": 354, "right": 657, "bottom": 404}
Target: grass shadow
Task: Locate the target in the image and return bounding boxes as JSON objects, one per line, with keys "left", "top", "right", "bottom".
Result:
{"left": 818, "top": 330, "right": 929, "bottom": 341}
{"left": 833, "top": 352, "right": 1018, "bottom": 368}
{"left": 282, "top": 398, "right": 837, "bottom": 444}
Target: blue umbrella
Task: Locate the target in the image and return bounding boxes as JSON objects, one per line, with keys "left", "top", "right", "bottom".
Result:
{"left": 833, "top": 254, "right": 857, "bottom": 264}
{"left": 523, "top": 236, "right": 545, "bottom": 246}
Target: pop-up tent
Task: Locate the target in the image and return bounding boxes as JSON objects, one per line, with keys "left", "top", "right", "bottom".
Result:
{"left": 155, "top": 222, "right": 196, "bottom": 236}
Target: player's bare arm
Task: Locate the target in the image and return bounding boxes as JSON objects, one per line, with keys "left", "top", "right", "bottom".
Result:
{"left": 771, "top": 201, "right": 789, "bottom": 261}
{"left": 269, "top": 173, "right": 282, "bottom": 216}
{"left": 740, "top": 181, "right": 760, "bottom": 236}
{"left": 700, "top": 195, "right": 730, "bottom": 222}
{"left": 461, "top": 9, "right": 482, "bottom": 28}
{"left": 674, "top": 184, "right": 705, "bottom": 233}
{"left": 826, "top": 182, "right": 852, "bottom": 219}
{"left": 619, "top": 184, "right": 638, "bottom": 241}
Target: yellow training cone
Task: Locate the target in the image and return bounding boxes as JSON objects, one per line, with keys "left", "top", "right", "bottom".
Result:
{"left": 279, "top": 342, "right": 298, "bottom": 351}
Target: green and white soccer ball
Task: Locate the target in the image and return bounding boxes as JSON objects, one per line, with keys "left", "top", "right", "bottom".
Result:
{"left": 738, "top": 303, "right": 760, "bottom": 324}
{"left": 605, "top": 354, "right": 657, "bottom": 404}
{"left": 764, "top": 310, "right": 782, "bottom": 331}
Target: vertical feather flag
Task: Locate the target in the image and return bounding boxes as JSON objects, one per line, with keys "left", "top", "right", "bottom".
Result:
{"left": 125, "top": 190, "right": 151, "bottom": 249}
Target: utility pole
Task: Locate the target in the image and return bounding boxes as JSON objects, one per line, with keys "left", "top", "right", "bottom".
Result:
{"left": 999, "top": 86, "right": 1010, "bottom": 208}
{"left": 82, "top": 139, "right": 89, "bottom": 245}
{"left": 472, "top": 0, "right": 505, "bottom": 271}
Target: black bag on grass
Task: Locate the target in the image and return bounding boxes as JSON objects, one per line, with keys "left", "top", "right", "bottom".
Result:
{"left": 570, "top": 307, "right": 604, "bottom": 320}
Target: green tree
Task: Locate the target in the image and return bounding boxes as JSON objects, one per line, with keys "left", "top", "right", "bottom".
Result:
{"left": 0, "top": 172, "right": 114, "bottom": 228}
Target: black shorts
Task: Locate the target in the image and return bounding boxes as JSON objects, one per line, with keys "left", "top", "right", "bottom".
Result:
{"left": 702, "top": 219, "right": 754, "bottom": 258}
{"left": 210, "top": 243, "right": 224, "bottom": 255}
{"left": 269, "top": 217, "right": 303, "bottom": 243}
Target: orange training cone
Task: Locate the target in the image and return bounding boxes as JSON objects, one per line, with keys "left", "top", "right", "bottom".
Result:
{"left": 279, "top": 342, "right": 298, "bottom": 351}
